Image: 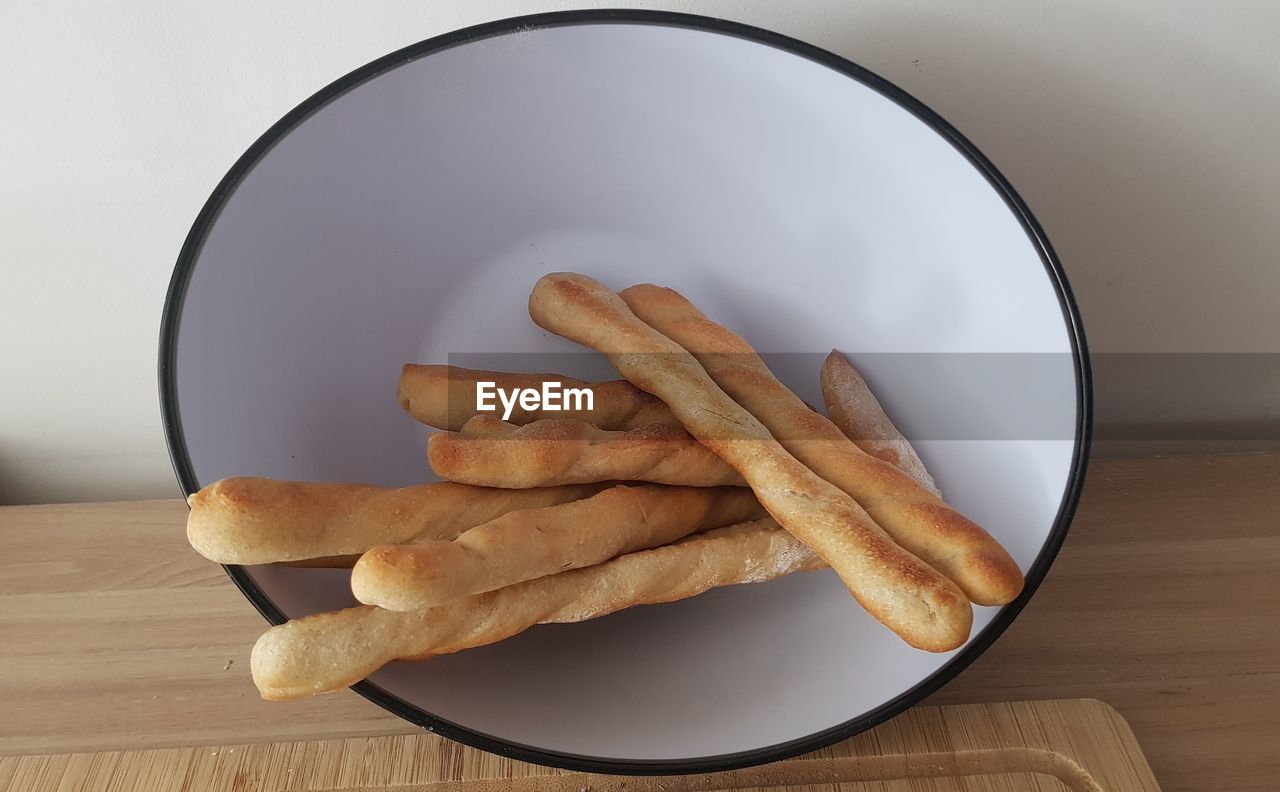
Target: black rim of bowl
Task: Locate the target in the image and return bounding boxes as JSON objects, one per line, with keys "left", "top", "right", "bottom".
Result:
{"left": 158, "top": 8, "right": 1094, "bottom": 777}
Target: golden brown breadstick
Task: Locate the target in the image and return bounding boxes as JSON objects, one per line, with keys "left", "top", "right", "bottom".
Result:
{"left": 186, "top": 477, "right": 605, "bottom": 565}
{"left": 528, "top": 273, "right": 971, "bottom": 652}
{"left": 620, "top": 284, "right": 1021, "bottom": 607}
{"left": 821, "top": 350, "right": 939, "bottom": 496}
{"left": 352, "top": 484, "right": 765, "bottom": 610}
{"left": 398, "top": 364, "right": 678, "bottom": 431}
{"left": 427, "top": 414, "right": 745, "bottom": 488}
{"left": 252, "top": 518, "right": 823, "bottom": 700}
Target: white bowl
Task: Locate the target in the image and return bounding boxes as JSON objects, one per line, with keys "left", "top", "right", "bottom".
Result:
{"left": 160, "top": 10, "right": 1090, "bottom": 774}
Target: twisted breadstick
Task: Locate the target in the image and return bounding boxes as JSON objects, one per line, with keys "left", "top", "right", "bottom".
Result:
{"left": 821, "top": 350, "right": 939, "bottom": 497}
{"left": 399, "top": 364, "right": 678, "bottom": 431}
{"left": 621, "top": 285, "right": 1021, "bottom": 607}
{"left": 252, "top": 518, "right": 822, "bottom": 700}
{"left": 427, "top": 414, "right": 745, "bottom": 487}
{"left": 186, "top": 478, "right": 605, "bottom": 565}
{"left": 352, "top": 484, "right": 764, "bottom": 610}
{"left": 528, "top": 273, "right": 972, "bottom": 651}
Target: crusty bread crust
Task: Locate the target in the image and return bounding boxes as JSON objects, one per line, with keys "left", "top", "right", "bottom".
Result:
{"left": 620, "top": 285, "right": 1022, "bottom": 607}
{"left": 251, "top": 519, "right": 823, "bottom": 700}
{"left": 821, "top": 350, "right": 940, "bottom": 497}
{"left": 351, "top": 484, "right": 765, "bottom": 610}
{"left": 398, "top": 364, "right": 677, "bottom": 431}
{"left": 528, "top": 273, "right": 972, "bottom": 651}
{"left": 427, "top": 414, "right": 745, "bottom": 487}
{"left": 186, "top": 477, "right": 605, "bottom": 565}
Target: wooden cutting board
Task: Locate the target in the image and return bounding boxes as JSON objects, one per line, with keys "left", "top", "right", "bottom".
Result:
{"left": 0, "top": 699, "right": 1159, "bottom": 791}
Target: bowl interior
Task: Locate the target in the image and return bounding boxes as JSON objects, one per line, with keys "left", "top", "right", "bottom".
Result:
{"left": 170, "top": 19, "right": 1083, "bottom": 765}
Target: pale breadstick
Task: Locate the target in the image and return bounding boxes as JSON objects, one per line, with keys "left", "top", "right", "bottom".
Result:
{"left": 252, "top": 518, "right": 823, "bottom": 700}
{"left": 528, "top": 273, "right": 971, "bottom": 652}
{"left": 186, "top": 477, "right": 605, "bottom": 565}
{"left": 620, "top": 285, "right": 1021, "bottom": 607}
{"left": 821, "top": 350, "right": 939, "bottom": 496}
{"left": 427, "top": 414, "right": 745, "bottom": 488}
{"left": 399, "top": 364, "right": 678, "bottom": 431}
{"left": 352, "top": 484, "right": 764, "bottom": 610}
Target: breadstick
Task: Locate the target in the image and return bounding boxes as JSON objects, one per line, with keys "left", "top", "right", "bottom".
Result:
{"left": 352, "top": 484, "right": 764, "bottom": 610}
{"left": 186, "top": 477, "right": 605, "bottom": 565}
{"left": 399, "top": 364, "right": 678, "bottom": 431}
{"left": 362, "top": 359, "right": 936, "bottom": 605}
{"left": 427, "top": 414, "right": 745, "bottom": 488}
{"left": 252, "top": 518, "right": 823, "bottom": 700}
{"left": 528, "top": 273, "right": 971, "bottom": 651}
{"left": 821, "top": 350, "right": 939, "bottom": 496}
{"left": 620, "top": 284, "right": 1022, "bottom": 607}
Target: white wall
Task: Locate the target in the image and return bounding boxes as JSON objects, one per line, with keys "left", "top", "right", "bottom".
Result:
{"left": 2, "top": 1, "right": 1277, "bottom": 504}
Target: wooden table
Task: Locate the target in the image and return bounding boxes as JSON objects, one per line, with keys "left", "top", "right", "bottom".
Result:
{"left": 1, "top": 453, "right": 1276, "bottom": 791}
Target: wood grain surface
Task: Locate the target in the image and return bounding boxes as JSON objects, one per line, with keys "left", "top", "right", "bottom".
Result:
{"left": 1, "top": 453, "right": 1277, "bottom": 791}
{"left": 0, "top": 699, "right": 1157, "bottom": 791}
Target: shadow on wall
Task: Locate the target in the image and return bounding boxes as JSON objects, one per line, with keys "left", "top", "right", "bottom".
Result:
{"left": 801, "top": 2, "right": 1279, "bottom": 446}
{"left": 0, "top": 443, "right": 179, "bottom": 506}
